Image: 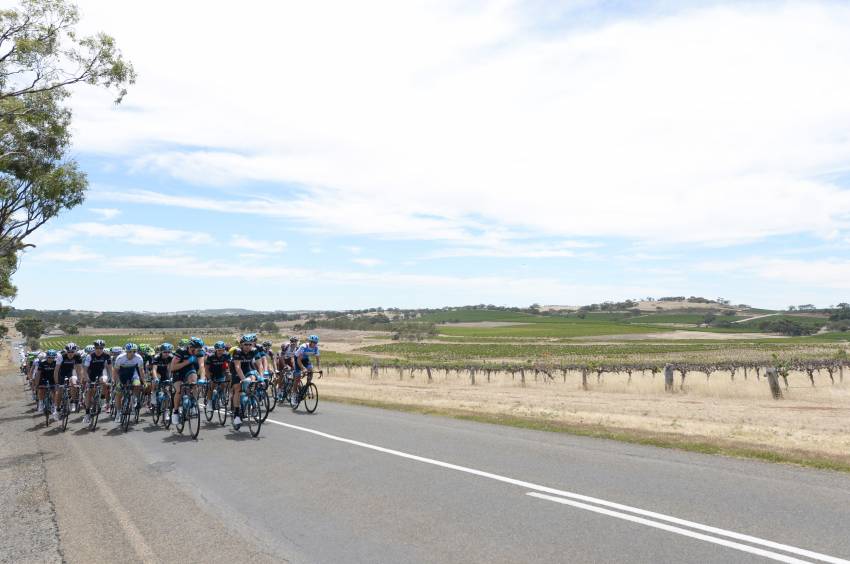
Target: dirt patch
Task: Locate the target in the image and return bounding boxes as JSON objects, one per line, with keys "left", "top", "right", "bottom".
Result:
{"left": 580, "top": 331, "right": 783, "bottom": 341}
{"left": 319, "top": 365, "right": 850, "bottom": 464}
{"left": 438, "top": 322, "right": 532, "bottom": 328}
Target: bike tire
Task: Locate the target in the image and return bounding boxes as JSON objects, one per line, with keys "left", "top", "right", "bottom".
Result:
{"left": 133, "top": 395, "right": 141, "bottom": 424}
{"left": 246, "top": 397, "right": 261, "bottom": 437}
{"left": 217, "top": 392, "right": 228, "bottom": 426}
{"left": 188, "top": 398, "right": 200, "bottom": 439}
{"left": 267, "top": 382, "right": 277, "bottom": 412}
{"left": 162, "top": 395, "right": 172, "bottom": 429}
{"left": 289, "top": 382, "right": 302, "bottom": 411}
{"left": 60, "top": 397, "right": 70, "bottom": 431}
{"left": 259, "top": 389, "right": 270, "bottom": 423}
{"left": 204, "top": 389, "right": 214, "bottom": 422}
{"left": 304, "top": 383, "right": 318, "bottom": 413}
{"left": 90, "top": 397, "right": 100, "bottom": 431}
{"left": 152, "top": 396, "right": 161, "bottom": 425}
{"left": 121, "top": 396, "right": 131, "bottom": 432}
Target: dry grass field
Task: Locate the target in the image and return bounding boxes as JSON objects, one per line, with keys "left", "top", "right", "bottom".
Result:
{"left": 320, "top": 365, "right": 850, "bottom": 468}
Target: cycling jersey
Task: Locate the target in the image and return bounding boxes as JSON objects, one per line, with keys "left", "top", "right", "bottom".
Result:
{"left": 172, "top": 347, "right": 204, "bottom": 381}
{"left": 205, "top": 351, "right": 231, "bottom": 381}
{"left": 295, "top": 344, "right": 319, "bottom": 367}
{"left": 140, "top": 352, "right": 153, "bottom": 376}
{"left": 114, "top": 353, "right": 145, "bottom": 386}
{"left": 151, "top": 352, "right": 172, "bottom": 379}
{"left": 57, "top": 352, "right": 83, "bottom": 380}
{"left": 282, "top": 343, "right": 298, "bottom": 359}
{"left": 36, "top": 358, "right": 58, "bottom": 385}
{"left": 84, "top": 351, "right": 112, "bottom": 380}
{"left": 232, "top": 347, "right": 262, "bottom": 378}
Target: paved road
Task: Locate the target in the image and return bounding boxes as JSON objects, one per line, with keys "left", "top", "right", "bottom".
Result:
{"left": 6, "top": 372, "right": 850, "bottom": 564}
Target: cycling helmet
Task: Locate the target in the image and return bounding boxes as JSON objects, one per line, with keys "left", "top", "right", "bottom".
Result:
{"left": 93, "top": 339, "right": 106, "bottom": 348}
{"left": 84, "top": 345, "right": 95, "bottom": 354}
{"left": 179, "top": 338, "right": 190, "bottom": 347}
{"left": 160, "top": 342, "right": 173, "bottom": 352}
{"left": 188, "top": 336, "right": 205, "bottom": 348}
{"left": 124, "top": 342, "right": 139, "bottom": 352}
{"left": 110, "top": 346, "right": 122, "bottom": 354}
{"left": 289, "top": 336, "right": 298, "bottom": 343}
{"left": 262, "top": 340, "right": 272, "bottom": 349}
{"left": 214, "top": 340, "right": 227, "bottom": 350}
{"left": 64, "top": 342, "right": 78, "bottom": 353}
{"left": 308, "top": 335, "right": 319, "bottom": 344}
{"left": 239, "top": 334, "right": 256, "bottom": 345}
{"left": 46, "top": 349, "right": 58, "bottom": 358}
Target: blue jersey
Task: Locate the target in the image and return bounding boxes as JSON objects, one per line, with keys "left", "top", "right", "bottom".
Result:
{"left": 296, "top": 344, "right": 319, "bottom": 366}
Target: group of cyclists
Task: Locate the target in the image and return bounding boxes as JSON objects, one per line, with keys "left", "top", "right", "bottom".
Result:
{"left": 22, "top": 332, "right": 321, "bottom": 431}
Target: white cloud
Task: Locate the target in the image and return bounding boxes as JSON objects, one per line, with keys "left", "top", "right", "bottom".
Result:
{"left": 697, "top": 257, "right": 850, "bottom": 290}
{"left": 69, "top": 1, "right": 850, "bottom": 248}
{"left": 90, "top": 208, "right": 121, "bottom": 219}
{"left": 28, "top": 222, "right": 212, "bottom": 247}
{"left": 31, "top": 245, "right": 99, "bottom": 262}
{"left": 352, "top": 258, "right": 383, "bottom": 267}
{"left": 230, "top": 235, "right": 286, "bottom": 253}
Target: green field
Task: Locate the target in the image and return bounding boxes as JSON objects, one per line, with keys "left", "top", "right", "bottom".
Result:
{"left": 359, "top": 341, "right": 846, "bottom": 366}
{"left": 39, "top": 333, "right": 234, "bottom": 350}
{"left": 439, "top": 321, "right": 660, "bottom": 338}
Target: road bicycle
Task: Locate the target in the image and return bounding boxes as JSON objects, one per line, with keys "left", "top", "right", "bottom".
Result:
{"left": 160, "top": 379, "right": 175, "bottom": 429}
{"left": 38, "top": 384, "right": 54, "bottom": 427}
{"left": 202, "top": 378, "right": 229, "bottom": 426}
{"left": 236, "top": 379, "right": 264, "bottom": 438}
{"left": 58, "top": 383, "right": 77, "bottom": 432}
{"left": 119, "top": 384, "right": 141, "bottom": 433}
{"left": 174, "top": 382, "right": 201, "bottom": 439}
{"left": 85, "top": 381, "right": 102, "bottom": 431}
{"left": 289, "top": 370, "right": 320, "bottom": 413}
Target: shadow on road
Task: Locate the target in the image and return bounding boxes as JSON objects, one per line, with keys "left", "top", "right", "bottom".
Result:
{"left": 224, "top": 430, "right": 263, "bottom": 442}
{"left": 161, "top": 433, "right": 198, "bottom": 443}
{"left": 0, "top": 413, "right": 39, "bottom": 423}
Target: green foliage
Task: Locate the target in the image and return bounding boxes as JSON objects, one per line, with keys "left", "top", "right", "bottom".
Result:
{"left": 0, "top": 0, "right": 135, "bottom": 299}
{"left": 15, "top": 315, "right": 44, "bottom": 338}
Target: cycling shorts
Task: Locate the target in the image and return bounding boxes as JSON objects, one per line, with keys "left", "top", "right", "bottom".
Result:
{"left": 118, "top": 371, "right": 141, "bottom": 387}
{"left": 172, "top": 369, "right": 197, "bottom": 383}
{"left": 293, "top": 364, "right": 312, "bottom": 376}
{"left": 37, "top": 372, "right": 55, "bottom": 387}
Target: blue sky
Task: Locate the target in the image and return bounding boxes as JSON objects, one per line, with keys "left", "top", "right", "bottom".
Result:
{"left": 11, "top": 0, "right": 850, "bottom": 311}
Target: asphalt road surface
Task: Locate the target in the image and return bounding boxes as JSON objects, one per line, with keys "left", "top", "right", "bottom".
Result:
{"left": 5, "top": 371, "right": 850, "bottom": 564}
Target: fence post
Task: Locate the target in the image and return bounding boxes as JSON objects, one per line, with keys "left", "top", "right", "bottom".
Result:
{"left": 580, "top": 368, "right": 588, "bottom": 391}
{"left": 766, "top": 367, "right": 783, "bottom": 400}
{"left": 426, "top": 366, "right": 433, "bottom": 383}
{"left": 664, "top": 364, "right": 674, "bottom": 392}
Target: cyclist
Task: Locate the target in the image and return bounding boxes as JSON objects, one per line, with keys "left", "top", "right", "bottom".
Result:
{"left": 138, "top": 344, "right": 155, "bottom": 403}
{"left": 259, "top": 340, "right": 275, "bottom": 379}
{"left": 35, "top": 350, "right": 58, "bottom": 414}
{"left": 204, "top": 341, "right": 231, "bottom": 407}
{"left": 109, "top": 346, "right": 123, "bottom": 363}
{"left": 150, "top": 343, "right": 174, "bottom": 410}
{"left": 168, "top": 336, "right": 206, "bottom": 425}
{"left": 82, "top": 339, "right": 112, "bottom": 425}
{"left": 281, "top": 337, "right": 299, "bottom": 370}
{"left": 55, "top": 343, "right": 84, "bottom": 417}
{"left": 292, "top": 335, "right": 320, "bottom": 404}
{"left": 113, "top": 343, "right": 145, "bottom": 419}
{"left": 230, "top": 334, "right": 262, "bottom": 428}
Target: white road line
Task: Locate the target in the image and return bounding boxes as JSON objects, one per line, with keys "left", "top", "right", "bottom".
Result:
{"left": 264, "top": 417, "right": 849, "bottom": 564}
{"left": 527, "top": 493, "right": 810, "bottom": 564}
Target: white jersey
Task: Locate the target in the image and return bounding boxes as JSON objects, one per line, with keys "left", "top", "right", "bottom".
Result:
{"left": 114, "top": 353, "right": 145, "bottom": 376}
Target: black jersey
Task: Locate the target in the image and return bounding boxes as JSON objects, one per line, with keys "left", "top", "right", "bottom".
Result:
{"left": 205, "top": 351, "right": 231, "bottom": 379}
{"left": 57, "top": 352, "right": 83, "bottom": 377}
{"left": 152, "top": 352, "right": 173, "bottom": 378}
{"left": 232, "top": 347, "right": 261, "bottom": 376}
{"left": 173, "top": 347, "right": 204, "bottom": 378}
{"left": 85, "top": 351, "right": 112, "bottom": 378}
{"left": 38, "top": 358, "right": 58, "bottom": 377}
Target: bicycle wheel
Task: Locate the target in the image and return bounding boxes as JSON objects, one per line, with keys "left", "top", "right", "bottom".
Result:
{"left": 162, "top": 394, "right": 172, "bottom": 429}
{"left": 204, "top": 388, "right": 215, "bottom": 421}
{"left": 152, "top": 393, "right": 161, "bottom": 425}
{"left": 259, "top": 389, "right": 270, "bottom": 423}
{"left": 121, "top": 396, "right": 131, "bottom": 432}
{"left": 133, "top": 394, "right": 141, "bottom": 424}
{"left": 267, "top": 381, "right": 277, "bottom": 412}
{"left": 289, "top": 382, "right": 302, "bottom": 410}
{"left": 246, "top": 397, "right": 262, "bottom": 437}
{"left": 217, "top": 390, "right": 228, "bottom": 426}
{"left": 44, "top": 393, "right": 51, "bottom": 427}
{"left": 90, "top": 395, "right": 100, "bottom": 431}
{"left": 304, "top": 383, "right": 318, "bottom": 413}
{"left": 60, "top": 394, "right": 70, "bottom": 431}
{"left": 186, "top": 398, "right": 199, "bottom": 439}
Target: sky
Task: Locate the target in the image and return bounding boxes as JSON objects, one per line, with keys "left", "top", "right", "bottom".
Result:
{"left": 11, "top": 0, "right": 850, "bottom": 311}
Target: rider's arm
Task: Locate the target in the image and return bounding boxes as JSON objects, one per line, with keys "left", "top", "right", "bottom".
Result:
{"left": 168, "top": 355, "right": 189, "bottom": 372}
{"left": 53, "top": 360, "right": 60, "bottom": 383}
{"left": 197, "top": 355, "right": 206, "bottom": 380}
